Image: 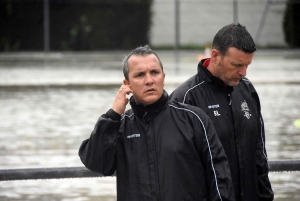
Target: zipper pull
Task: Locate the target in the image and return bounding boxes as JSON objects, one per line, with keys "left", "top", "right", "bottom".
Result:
{"left": 143, "top": 112, "right": 148, "bottom": 122}
{"left": 228, "top": 94, "right": 232, "bottom": 105}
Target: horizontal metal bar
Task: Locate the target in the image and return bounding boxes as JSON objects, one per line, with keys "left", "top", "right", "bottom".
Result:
{"left": 0, "top": 160, "right": 299, "bottom": 181}
{"left": 269, "top": 160, "right": 300, "bottom": 172}
{"left": 0, "top": 167, "right": 114, "bottom": 181}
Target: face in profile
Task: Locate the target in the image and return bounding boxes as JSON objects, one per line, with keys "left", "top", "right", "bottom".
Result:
{"left": 215, "top": 47, "right": 254, "bottom": 86}
{"left": 124, "top": 54, "right": 165, "bottom": 106}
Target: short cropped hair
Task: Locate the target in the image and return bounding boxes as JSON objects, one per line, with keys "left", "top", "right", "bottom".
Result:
{"left": 212, "top": 22, "right": 257, "bottom": 56}
{"left": 122, "top": 45, "right": 164, "bottom": 81}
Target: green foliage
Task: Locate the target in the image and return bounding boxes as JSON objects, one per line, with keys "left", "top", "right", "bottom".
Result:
{"left": 283, "top": 0, "right": 300, "bottom": 48}
{"left": 0, "top": 0, "right": 152, "bottom": 51}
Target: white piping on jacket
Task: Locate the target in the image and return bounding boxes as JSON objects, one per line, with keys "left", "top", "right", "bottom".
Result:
{"left": 121, "top": 113, "right": 134, "bottom": 121}
{"left": 182, "top": 81, "right": 205, "bottom": 104}
{"left": 260, "top": 117, "right": 270, "bottom": 168}
{"left": 169, "top": 104, "right": 222, "bottom": 201}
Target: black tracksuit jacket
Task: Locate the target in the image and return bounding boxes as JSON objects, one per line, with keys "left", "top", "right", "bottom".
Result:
{"left": 170, "top": 59, "right": 274, "bottom": 201}
{"left": 79, "top": 91, "right": 235, "bottom": 201}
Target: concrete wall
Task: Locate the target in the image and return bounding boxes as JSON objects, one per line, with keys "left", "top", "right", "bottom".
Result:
{"left": 150, "top": 0, "right": 287, "bottom": 48}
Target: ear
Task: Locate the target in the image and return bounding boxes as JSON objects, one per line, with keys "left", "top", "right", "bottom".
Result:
{"left": 123, "top": 79, "right": 129, "bottom": 85}
{"left": 163, "top": 73, "right": 166, "bottom": 86}
{"left": 211, "top": 49, "right": 220, "bottom": 64}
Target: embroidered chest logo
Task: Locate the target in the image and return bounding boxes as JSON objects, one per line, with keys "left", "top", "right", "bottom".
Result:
{"left": 241, "top": 100, "right": 251, "bottom": 119}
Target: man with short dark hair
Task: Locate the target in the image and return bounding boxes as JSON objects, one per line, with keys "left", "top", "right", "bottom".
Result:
{"left": 170, "top": 23, "right": 274, "bottom": 200}
{"left": 79, "top": 45, "right": 235, "bottom": 201}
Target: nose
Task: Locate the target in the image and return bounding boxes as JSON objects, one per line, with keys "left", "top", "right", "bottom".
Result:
{"left": 239, "top": 66, "right": 247, "bottom": 77}
{"left": 145, "top": 73, "right": 154, "bottom": 85}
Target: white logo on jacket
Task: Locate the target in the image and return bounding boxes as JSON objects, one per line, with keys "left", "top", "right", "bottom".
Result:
{"left": 127, "top": 134, "right": 140, "bottom": 139}
{"left": 213, "top": 110, "right": 221, "bottom": 116}
{"left": 241, "top": 100, "right": 251, "bottom": 119}
{"left": 208, "top": 104, "right": 220, "bottom": 109}
{"left": 208, "top": 104, "right": 221, "bottom": 116}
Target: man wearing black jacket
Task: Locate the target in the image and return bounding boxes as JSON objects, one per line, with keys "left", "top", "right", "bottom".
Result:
{"left": 170, "top": 23, "right": 274, "bottom": 201}
{"left": 79, "top": 45, "right": 235, "bottom": 201}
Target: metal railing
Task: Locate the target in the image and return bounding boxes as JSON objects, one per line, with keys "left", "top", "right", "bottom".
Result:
{"left": 0, "top": 160, "right": 299, "bottom": 181}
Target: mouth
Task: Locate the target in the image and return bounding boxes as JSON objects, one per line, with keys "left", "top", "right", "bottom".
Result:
{"left": 145, "top": 88, "right": 156, "bottom": 93}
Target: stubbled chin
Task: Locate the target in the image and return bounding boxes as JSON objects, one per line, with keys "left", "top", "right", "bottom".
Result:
{"left": 143, "top": 95, "right": 160, "bottom": 105}
{"left": 228, "top": 82, "right": 240, "bottom": 86}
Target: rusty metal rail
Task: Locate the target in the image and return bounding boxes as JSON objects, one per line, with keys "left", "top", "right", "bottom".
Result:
{"left": 0, "top": 160, "right": 299, "bottom": 181}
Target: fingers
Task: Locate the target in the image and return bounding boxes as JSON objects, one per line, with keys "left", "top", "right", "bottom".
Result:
{"left": 112, "top": 85, "right": 132, "bottom": 115}
{"left": 118, "top": 85, "right": 133, "bottom": 95}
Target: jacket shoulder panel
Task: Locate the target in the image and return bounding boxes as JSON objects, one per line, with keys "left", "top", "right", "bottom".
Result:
{"left": 240, "top": 77, "right": 257, "bottom": 93}
{"left": 170, "top": 75, "right": 205, "bottom": 104}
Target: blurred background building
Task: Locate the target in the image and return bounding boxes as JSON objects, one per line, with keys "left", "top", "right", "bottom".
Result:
{"left": 0, "top": 0, "right": 300, "bottom": 52}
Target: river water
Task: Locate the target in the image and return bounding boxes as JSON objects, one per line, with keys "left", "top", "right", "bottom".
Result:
{"left": 0, "top": 50, "right": 300, "bottom": 201}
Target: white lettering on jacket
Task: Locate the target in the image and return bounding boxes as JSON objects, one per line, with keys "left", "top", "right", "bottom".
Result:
{"left": 127, "top": 134, "right": 141, "bottom": 139}
{"left": 208, "top": 104, "right": 220, "bottom": 109}
{"left": 213, "top": 110, "right": 221, "bottom": 116}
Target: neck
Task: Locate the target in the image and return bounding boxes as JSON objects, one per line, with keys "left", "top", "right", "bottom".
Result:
{"left": 203, "top": 58, "right": 217, "bottom": 77}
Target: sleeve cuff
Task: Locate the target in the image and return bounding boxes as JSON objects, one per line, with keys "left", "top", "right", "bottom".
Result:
{"left": 106, "top": 108, "right": 121, "bottom": 121}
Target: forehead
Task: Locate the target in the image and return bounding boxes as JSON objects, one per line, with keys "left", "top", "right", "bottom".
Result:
{"left": 225, "top": 47, "right": 254, "bottom": 63}
{"left": 127, "top": 54, "right": 160, "bottom": 71}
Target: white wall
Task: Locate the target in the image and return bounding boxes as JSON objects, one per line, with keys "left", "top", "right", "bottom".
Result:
{"left": 150, "top": 0, "right": 287, "bottom": 47}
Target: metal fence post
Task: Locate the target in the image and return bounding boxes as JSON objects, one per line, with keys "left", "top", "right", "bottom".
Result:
{"left": 233, "top": 0, "right": 238, "bottom": 22}
{"left": 174, "top": 0, "right": 180, "bottom": 74}
{"left": 44, "top": 0, "right": 50, "bottom": 53}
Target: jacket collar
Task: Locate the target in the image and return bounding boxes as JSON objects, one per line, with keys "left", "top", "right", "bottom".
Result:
{"left": 130, "top": 90, "right": 169, "bottom": 121}
{"left": 198, "top": 59, "right": 233, "bottom": 93}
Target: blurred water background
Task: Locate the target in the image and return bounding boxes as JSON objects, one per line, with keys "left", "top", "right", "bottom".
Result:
{"left": 0, "top": 50, "right": 300, "bottom": 201}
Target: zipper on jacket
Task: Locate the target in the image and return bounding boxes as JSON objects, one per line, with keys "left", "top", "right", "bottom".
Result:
{"left": 143, "top": 112, "right": 148, "bottom": 122}
{"left": 228, "top": 93, "right": 232, "bottom": 105}
{"left": 145, "top": 113, "right": 161, "bottom": 201}
{"left": 151, "top": 118, "right": 161, "bottom": 201}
